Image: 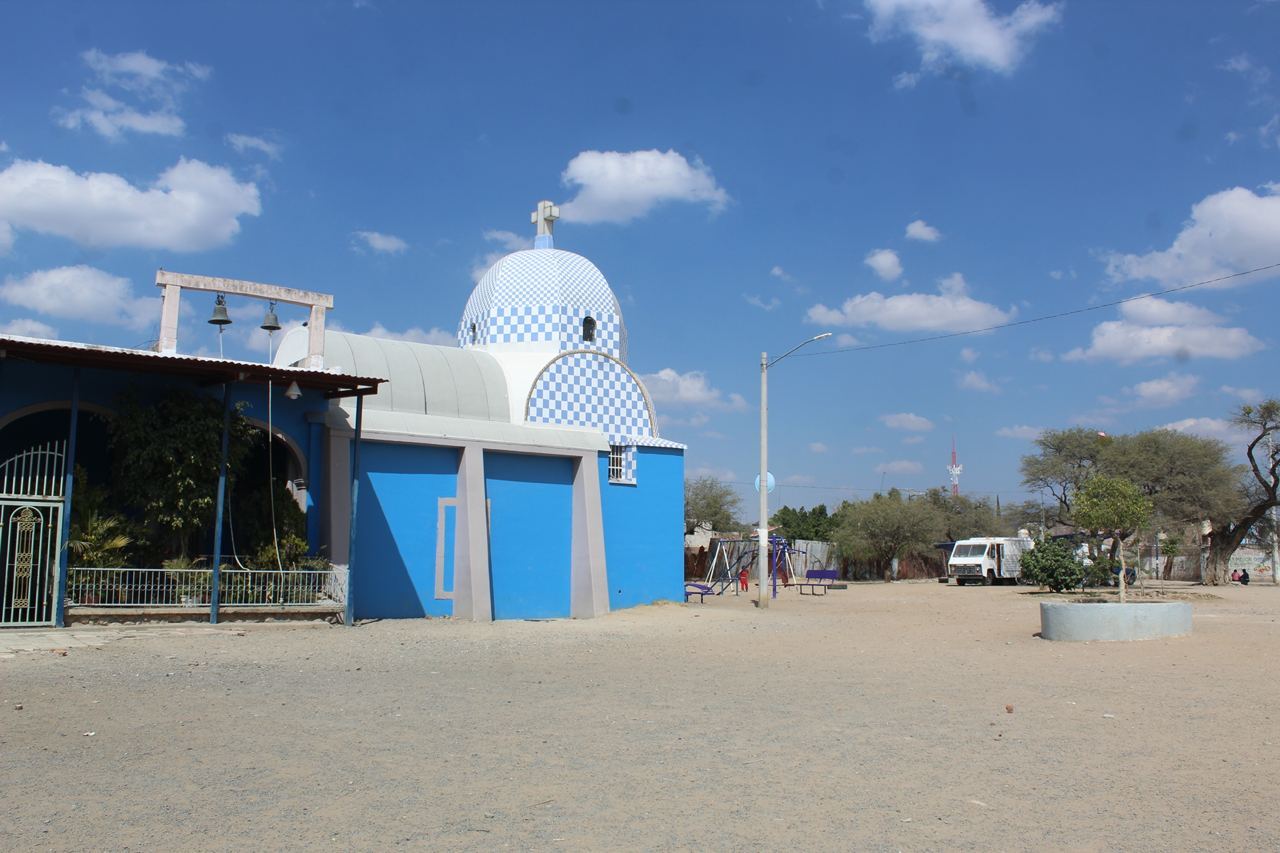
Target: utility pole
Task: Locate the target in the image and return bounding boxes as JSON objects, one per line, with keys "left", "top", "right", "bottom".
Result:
{"left": 1270, "top": 433, "right": 1279, "bottom": 585}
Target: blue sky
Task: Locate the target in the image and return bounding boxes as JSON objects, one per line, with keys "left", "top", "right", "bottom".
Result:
{"left": 2, "top": 1, "right": 1279, "bottom": 513}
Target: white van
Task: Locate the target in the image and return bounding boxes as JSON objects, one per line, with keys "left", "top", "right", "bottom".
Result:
{"left": 948, "top": 536, "right": 1034, "bottom": 586}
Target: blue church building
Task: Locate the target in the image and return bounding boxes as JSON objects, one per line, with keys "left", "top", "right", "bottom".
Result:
{"left": 0, "top": 201, "right": 684, "bottom": 626}
{"left": 275, "top": 201, "right": 686, "bottom": 620}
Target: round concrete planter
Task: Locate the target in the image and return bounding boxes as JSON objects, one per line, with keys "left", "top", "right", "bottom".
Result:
{"left": 1040, "top": 600, "right": 1192, "bottom": 642}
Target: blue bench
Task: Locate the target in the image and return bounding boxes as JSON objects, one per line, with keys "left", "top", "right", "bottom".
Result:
{"left": 684, "top": 582, "right": 714, "bottom": 603}
{"left": 797, "top": 569, "right": 839, "bottom": 595}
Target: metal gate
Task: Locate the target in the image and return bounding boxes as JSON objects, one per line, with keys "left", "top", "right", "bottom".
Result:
{"left": 0, "top": 442, "right": 66, "bottom": 627}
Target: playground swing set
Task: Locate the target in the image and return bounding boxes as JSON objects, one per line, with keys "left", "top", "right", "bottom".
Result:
{"left": 685, "top": 535, "right": 844, "bottom": 602}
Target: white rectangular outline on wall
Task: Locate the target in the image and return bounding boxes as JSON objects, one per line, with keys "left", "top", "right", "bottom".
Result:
{"left": 436, "top": 497, "right": 489, "bottom": 601}
{"left": 435, "top": 498, "right": 457, "bottom": 600}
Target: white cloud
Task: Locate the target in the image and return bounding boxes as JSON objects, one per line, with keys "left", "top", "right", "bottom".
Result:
{"left": 0, "top": 266, "right": 157, "bottom": 329}
{"left": 1263, "top": 115, "right": 1280, "bottom": 148}
{"left": 1063, "top": 321, "right": 1263, "bottom": 364}
{"left": 744, "top": 294, "right": 781, "bottom": 311}
{"left": 558, "top": 149, "right": 729, "bottom": 224}
{"left": 1220, "top": 53, "right": 1272, "bottom": 90}
{"left": 57, "top": 49, "right": 210, "bottom": 140}
{"left": 1126, "top": 372, "right": 1198, "bottom": 408}
{"left": 1221, "top": 385, "right": 1262, "bottom": 402}
{"left": 1029, "top": 347, "right": 1054, "bottom": 362}
{"left": 809, "top": 442, "right": 828, "bottom": 453}
{"left": 687, "top": 465, "right": 738, "bottom": 482}
{"left": 959, "top": 370, "right": 999, "bottom": 393}
{"left": 1104, "top": 183, "right": 1280, "bottom": 288}
{"left": 834, "top": 333, "right": 860, "bottom": 347}
{"left": 0, "top": 158, "right": 259, "bottom": 252}
{"left": 640, "top": 368, "right": 747, "bottom": 410}
{"left": 996, "top": 424, "right": 1042, "bottom": 440}
{"left": 1118, "top": 296, "right": 1223, "bottom": 327}
{"left": 808, "top": 272, "right": 1013, "bottom": 332}
{"left": 0, "top": 318, "right": 57, "bottom": 338}
{"left": 866, "top": 0, "right": 1062, "bottom": 80}
{"left": 959, "top": 346, "right": 978, "bottom": 363}
{"left": 57, "top": 89, "right": 185, "bottom": 139}
{"left": 905, "top": 218, "right": 941, "bottom": 241}
{"left": 226, "top": 133, "right": 282, "bottom": 160}
{"left": 875, "top": 459, "right": 922, "bottom": 475}
{"left": 352, "top": 230, "right": 408, "bottom": 254}
{"left": 1161, "top": 417, "right": 1252, "bottom": 446}
{"left": 902, "top": 435, "right": 925, "bottom": 445}
{"left": 880, "top": 412, "right": 934, "bottom": 431}
{"left": 365, "top": 323, "right": 455, "bottom": 346}
{"left": 770, "top": 265, "right": 795, "bottom": 283}
{"left": 864, "top": 248, "right": 903, "bottom": 281}
{"left": 0, "top": 141, "right": 8, "bottom": 153}
{"left": 471, "top": 229, "right": 532, "bottom": 282}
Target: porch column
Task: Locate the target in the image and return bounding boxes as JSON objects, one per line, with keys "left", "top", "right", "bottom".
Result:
{"left": 570, "top": 452, "right": 610, "bottom": 619}
{"left": 54, "top": 368, "right": 80, "bottom": 628}
{"left": 452, "top": 445, "right": 492, "bottom": 622}
{"left": 343, "top": 394, "right": 364, "bottom": 626}
{"left": 209, "top": 383, "right": 232, "bottom": 625}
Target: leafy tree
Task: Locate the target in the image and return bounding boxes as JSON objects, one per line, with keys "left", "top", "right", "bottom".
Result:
{"left": 1019, "top": 538, "right": 1084, "bottom": 592}
{"left": 1203, "top": 401, "right": 1280, "bottom": 584}
{"left": 1101, "top": 430, "right": 1240, "bottom": 535}
{"left": 109, "top": 389, "right": 257, "bottom": 559}
{"left": 770, "top": 504, "right": 835, "bottom": 541}
{"left": 831, "top": 490, "right": 943, "bottom": 580}
{"left": 1074, "top": 475, "right": 1151, "bottom": 601}
{"left": 919, "top": 488, "right": 1010, "bottom": 540}
{"left": 1020, "top": 428, "right": 1108, "bottom": 527}
{"left": 684, "top": 476, "right": 742, "bottom": 535}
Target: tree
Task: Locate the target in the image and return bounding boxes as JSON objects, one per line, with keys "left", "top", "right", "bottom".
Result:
{"left": 1100, "top": 430, "right": 1240, "bottom": 536}
{"left": 1204, "top": 401, "right": 1280, "bottom": 584}
{"left": 684, "top": 476, "right": 742, "bottom": 535}
{"left": 1074, "top": 475, "right": 1152, "bottom": 602}
{"left": 831, "top": 490, "right": 943, "bottom": 580}
{"left": 1020, "top": 428, "right": 1108, "bottom": 527}
{"left": 770, "top": 504, "right": 835, "bottom": 542}
{"left": 919, "top": 488, "right": 1010, "bottom": 540}
{"left": 109, "top": 389, "right": 257, "bottom": 558}
{"left": 1019, "top": 537, "right": 1085, "bottom": 593}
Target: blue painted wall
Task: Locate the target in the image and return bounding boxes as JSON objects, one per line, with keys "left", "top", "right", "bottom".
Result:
{"left": 484, "top": 451, "right": 573, "bottom": 619}
{"left": 353, "top": 442, "right": 458, "bottom": 619}
{"left": 600, "top": 447, "right": 684, "bottom": 610}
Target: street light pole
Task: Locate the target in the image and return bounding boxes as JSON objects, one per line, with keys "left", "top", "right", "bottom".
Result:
{"left": 757, "top": 333, "right": 831, "bottom": 609}
{"left": 1269, "top": 433, "right": 1279, "bottom": 585}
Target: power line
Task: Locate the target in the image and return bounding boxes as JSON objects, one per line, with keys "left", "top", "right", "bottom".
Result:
{"left": 795, "top": 262, "right": 1280, "bottom": 357}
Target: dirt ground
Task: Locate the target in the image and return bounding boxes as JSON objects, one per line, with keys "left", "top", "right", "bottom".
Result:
{"left": 2, "top": 581, "right": 1278, "bottom": 851}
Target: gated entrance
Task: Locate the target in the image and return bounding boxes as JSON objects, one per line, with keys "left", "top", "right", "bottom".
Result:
{"left": 0, "top": 442, "right": 66, "bottom": 627}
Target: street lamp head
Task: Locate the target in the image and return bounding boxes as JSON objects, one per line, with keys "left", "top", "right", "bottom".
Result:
{"left": 812, "top": 332, "right": 832, "bottom": 342}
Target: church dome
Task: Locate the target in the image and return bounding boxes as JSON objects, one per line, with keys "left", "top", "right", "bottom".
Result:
{"left": 457, "top": 248, "right": 627, "bottom": 361}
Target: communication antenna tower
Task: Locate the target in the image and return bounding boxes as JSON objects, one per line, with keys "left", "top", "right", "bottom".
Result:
{"left": 947, "top": 437, "right": 963, "bottom": 497}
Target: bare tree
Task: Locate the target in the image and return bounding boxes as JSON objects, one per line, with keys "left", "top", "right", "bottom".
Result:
{"left": 1204, "top": 402, "right": 1280, "bottom": 584}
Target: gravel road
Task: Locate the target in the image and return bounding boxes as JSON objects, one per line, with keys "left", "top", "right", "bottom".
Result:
{"left": 2, "top": 582, "right": 1277, "bottom": 851}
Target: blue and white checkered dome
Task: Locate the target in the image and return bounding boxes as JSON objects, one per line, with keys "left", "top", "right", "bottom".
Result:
{"left": 457, "top": 249, "right": 628, "bottom": 361}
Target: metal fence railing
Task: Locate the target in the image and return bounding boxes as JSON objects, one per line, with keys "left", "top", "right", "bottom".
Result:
{"left": 66, "top": 567, "right": 342, "bottom": 609}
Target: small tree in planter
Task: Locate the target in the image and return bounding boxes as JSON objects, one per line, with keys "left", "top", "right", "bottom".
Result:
{"left": 1020, "top": 538, "right": 1085, "bottom": 593}
{"left": 1074, "top": 475, "right": 1152, "bottom": 603}
{"left": 67, "top": 511, "right": 133, "bottom": 603}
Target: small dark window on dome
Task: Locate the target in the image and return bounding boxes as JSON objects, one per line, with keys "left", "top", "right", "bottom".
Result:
{"left": 582, "top": 316, "right": 596, "bottom": 342}
{"left": 469, "top": 322, "right": 477, "bottom": 343}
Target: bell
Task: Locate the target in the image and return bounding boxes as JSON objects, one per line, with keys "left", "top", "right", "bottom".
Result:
{"left": 260, "top": 301, "right": 282, "bottom": 332}
{"left": 208, "top": 294, "right": 232, "bottom": 326}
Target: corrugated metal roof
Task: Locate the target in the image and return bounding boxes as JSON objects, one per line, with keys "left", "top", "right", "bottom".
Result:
{"left": 0, "top": 334, "right": 383, "bottom": 394}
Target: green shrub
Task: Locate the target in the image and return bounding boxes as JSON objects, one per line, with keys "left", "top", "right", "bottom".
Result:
{"left": 1020, "top": 538, "right": 1085, "bottom": 592}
